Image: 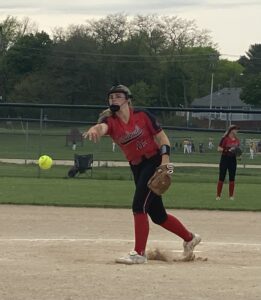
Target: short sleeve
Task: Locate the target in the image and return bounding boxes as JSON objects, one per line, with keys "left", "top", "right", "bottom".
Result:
{"left": 143, "top": 110, "right": 162, "bottom": 135}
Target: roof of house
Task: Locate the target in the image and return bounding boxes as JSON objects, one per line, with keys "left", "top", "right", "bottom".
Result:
{"left": 191, "top": 88, "right": 249, "bottom": 108}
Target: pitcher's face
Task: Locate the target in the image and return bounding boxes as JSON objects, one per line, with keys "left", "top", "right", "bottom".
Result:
{"left": 108, "top": 92, "right": 126, "bottom": 105}
{"left": 230, "top": 129, "right": 238, "bottom": 137}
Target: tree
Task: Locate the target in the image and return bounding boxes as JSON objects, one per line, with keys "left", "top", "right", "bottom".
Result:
{"left": 87, "top": 13, "right": 128, "bottom": 49}
{"left": 129, "top": 81, "right": 157, "bottom": 106}
{"left": 239, "top": 44, "right": 261, "bottom": 75}
{"left": 214, "top": 59, "right": 244, "bottom": 89}
{"left": 0, "top": 16, "right": 37, "bottom": 101}
{"left": 238, "top": 44, "right": 261, "bottom": 106}
{"left": 240, "top": 74, "right": 261, "bottom": 106}
{"left": 5, "top": 31, "right": 52, "bottom": 75}
{"left": 3, "top": 14, "right": 219, "bottom": 107}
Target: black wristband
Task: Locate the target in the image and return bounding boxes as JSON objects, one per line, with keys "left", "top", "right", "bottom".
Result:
{"left": 160, "top": 144, "right": 171, "bottom": 156}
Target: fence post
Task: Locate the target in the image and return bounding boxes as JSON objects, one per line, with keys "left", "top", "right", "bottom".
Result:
{"left": 37, "top": 108, "right": 44, "bottom": 178}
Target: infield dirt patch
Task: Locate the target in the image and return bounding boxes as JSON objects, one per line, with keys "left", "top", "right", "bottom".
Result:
{"left": 0, "top": 205, "right": 260, "bottom": 300}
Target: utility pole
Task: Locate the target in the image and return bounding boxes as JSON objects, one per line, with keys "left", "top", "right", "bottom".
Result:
{"left": 0, "top": 25, "right": 3, "bottom": 102}
{"left": 0, "top": 25, "right": 6, "bottom": 102}
{"left": 0, "top": 25, "right": 2, "bottom": 51}
{"left": 208, "top": 72, "right": 214, "bottom": 129}
{"left": 208, "top": 53, "right": 219, "bottom": 129}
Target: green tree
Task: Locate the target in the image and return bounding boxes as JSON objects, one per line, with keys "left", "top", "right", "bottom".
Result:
{"left": 2, "top": 14, "right": 218, "bottom": 107}
{"left": 0, "top": 16, "right": 37, "bottom": 101}
{"left": 214, "top": 59, "right": 244, "bottom": 89}
{"left": 240, "top": 74, "right": 261, "bottom": 106}
{"left": 129, "top": 81, "right": 157, "bottom": 106}
{"left": 87, "top": 13, "right": 128, "bottom": 49}
{"left": 239, "top": 44, "right": 261, "bottom": 75}
{"left": 5, "top": 31, "right": 52, "bottom": 102}
{"left": 5, "top": 31, "right": 52, "bottom": 75}
{"left": 239, "top": 44, "right": 261, "bottom": 106}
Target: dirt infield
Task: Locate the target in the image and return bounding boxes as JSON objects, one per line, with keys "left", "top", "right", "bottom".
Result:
{"left": 0, "top": 205, "right": 260, "bottom": 300}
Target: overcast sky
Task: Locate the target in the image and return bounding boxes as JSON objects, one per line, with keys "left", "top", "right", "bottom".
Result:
{"left": 0, "top": 0, "right": 260, "bottom": 60}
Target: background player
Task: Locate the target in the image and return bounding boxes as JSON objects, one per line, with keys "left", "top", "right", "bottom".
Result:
{"left": 216, "top": 125, "right": 240, "bottom": 201}
{"left": 83, "top": 84, "right": 201, "bottom": 264}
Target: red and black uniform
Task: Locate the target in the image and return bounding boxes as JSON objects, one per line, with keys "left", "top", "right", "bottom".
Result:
{"left": 217, "top": 136, "right": 240, "bottom": 197}
{"left": 101, "top": 107, "right": 192, "bottom": 255}
{"left": 102, "top": 108, "right": 167, "bottom": 222}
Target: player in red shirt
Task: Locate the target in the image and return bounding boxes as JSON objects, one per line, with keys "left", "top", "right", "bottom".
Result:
{"left": 83, "top": 84, "right": 201, "bottom": 264}
{"left": 216, "top": 125, "right": 240, "bottom": 201}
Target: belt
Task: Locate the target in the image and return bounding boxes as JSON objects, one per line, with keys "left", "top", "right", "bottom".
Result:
{"left": 130, "top": 150, "right": 158, "bottom": 165}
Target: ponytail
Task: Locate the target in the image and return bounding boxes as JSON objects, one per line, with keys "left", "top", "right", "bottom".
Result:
{"left": 98, "top": 108, "right": 113, "bottom": 123}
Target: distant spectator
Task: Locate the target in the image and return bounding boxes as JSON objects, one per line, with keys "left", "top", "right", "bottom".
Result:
{"left": 183, "top": 139, "right": 190, "bottom": 154}
{"left": 208, "top": 138, "right": 214, "bottom": 150}
{"left": 187, "top": 140, "right": 192, "bottom": 153}
{"left": 199, "top": 143, "right": 204, "bottom": 153}
{"left": 249, "top": 142, "right": 256, "bottom": 159}
{"left": 191, "top": 142, "right": 195, "bottom": 152}
{"left": 112, "top": 141, "right": 116, "bottom": 152}
{"left": 257, "top": 142, "right": 261, "bottom": 152}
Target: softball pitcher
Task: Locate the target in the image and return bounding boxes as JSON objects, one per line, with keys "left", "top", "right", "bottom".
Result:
{"left": 83, "top": 84, "right": 201, "bottom": 264}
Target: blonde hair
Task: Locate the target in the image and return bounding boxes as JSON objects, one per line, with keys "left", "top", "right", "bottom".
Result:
{"left": 98, "top": 108, "right": 113, "bottom": 123}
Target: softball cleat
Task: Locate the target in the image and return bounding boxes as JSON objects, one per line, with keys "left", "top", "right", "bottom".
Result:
{"left": 115, "top": 250, "right": 147, "bottom": 265}
{"left": 183, "top": 233, "right": 201, "bottom": 261}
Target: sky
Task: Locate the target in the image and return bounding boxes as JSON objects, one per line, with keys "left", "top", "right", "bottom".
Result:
{"left": 0, "top": 0, "right": 260, "bottom": 60}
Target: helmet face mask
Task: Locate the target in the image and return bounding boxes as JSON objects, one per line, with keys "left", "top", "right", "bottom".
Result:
{"left": 109, "top": 104, "right": 121, "bottom": 113}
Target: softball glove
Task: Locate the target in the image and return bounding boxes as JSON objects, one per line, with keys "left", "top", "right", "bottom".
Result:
{"left": 147, "top": 163, "right": 174, "bottom": 196}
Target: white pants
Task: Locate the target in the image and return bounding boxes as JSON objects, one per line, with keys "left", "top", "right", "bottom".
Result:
{"left": 250, "top": 149, "right": 254, "bottom": 159}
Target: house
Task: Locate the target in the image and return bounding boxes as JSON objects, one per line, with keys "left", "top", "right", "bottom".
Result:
{"left": 191, "top": 88, "right": 261, "bottom": 121}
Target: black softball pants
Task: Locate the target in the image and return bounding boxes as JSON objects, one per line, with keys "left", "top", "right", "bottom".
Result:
{"left": 130, "top": 154, "right": 168, "bottom": 225}
{"left": 219, "top": 155, "right": 237, "bottom": 182}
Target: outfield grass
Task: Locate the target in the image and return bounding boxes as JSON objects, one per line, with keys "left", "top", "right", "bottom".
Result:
{"left": 0, "top": 164, "right": 260, "bottom": 211}
{"left": 1, "top": 125, "right": 260, "bottom": 211}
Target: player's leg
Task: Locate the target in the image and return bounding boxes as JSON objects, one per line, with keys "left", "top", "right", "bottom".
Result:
{"left": 130, "top": 156, "right": 162, "bottom": 255}
{"left": 228, "top": 157, "right": 237, "bottom": 200}
{"left": 148, "top": 198, "right": 201, "bottom": 260}
{"left": 116, "top": 155, "right": 160, "bottom": 264}
{"left": 216, "top": 156, "right": 228, "bottom": 200}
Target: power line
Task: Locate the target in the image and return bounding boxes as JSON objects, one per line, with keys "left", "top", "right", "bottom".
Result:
{"left": 8, "top": 44, "right": 220, "bottom": 58}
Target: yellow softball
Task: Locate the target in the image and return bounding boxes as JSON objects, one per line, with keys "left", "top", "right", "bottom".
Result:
{"left": 38, "top": 155, "right": 53, "bottom": 170}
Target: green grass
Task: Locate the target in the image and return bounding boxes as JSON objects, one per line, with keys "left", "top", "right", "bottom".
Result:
{"left": 1, "top": 126, "right": 260, "bottom": 211}
{"left": 0, "top": 163, "right": 261, "bottom": 211}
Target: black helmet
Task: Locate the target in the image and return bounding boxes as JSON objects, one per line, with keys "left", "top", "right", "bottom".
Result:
{"left": 107, "top": 84, "right": 133, "bottom": 100}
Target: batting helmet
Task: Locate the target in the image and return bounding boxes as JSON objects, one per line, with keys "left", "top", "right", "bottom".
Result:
{"left": 107, "top": 84, "right": 133, "bottom": 100}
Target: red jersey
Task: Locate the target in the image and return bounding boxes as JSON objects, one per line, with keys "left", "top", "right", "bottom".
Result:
{"left": 219, "top": 136, "right": 240, "bottom": 156}
{"left": 101, "top": 108, "right": 162, "bottom": 164}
